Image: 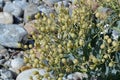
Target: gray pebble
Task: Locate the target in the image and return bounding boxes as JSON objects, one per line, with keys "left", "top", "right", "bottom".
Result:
{"left": 0, "top": 24, "right": 28, "bottom": 48}
{"left": 3, "top": 1, "right": 23, "bottom": 17}
{"left": 24, "top": 3, "right": 39, "bottom": 22}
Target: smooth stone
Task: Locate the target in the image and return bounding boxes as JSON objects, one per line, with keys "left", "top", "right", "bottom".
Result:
{"left": 72, "top": 72, "right": 88, "bottom": 80}
{"left": 3, "top": 1, "right": 23, "bottom": 17}
{"left": 13, "top": 0, "right": 28, "bottom": 10}
{"left": 0, "top": 24, "right": 28, "bottom": 48}
{"left": 24, "top": 20, "right": 38, "bottom": 35}
{"left": 11, "top": 57, "right": 24, "bottom": 70}
{"left": 37, "top": 5, "right": 55, "bottom": 16}
{"left": 16, "top": 68, "right": 47, "bottom": 80}
{"left": 24, "top": 3, "right": 39, "bottom": 23}
{"left": 112, "top": 30, "right": 120, "bottom": 40}
{"left": 66, "top": 72, "right": 88, "bottom": 80}
{"left": 0, "top": 12, "right": 13, "bottom": 24}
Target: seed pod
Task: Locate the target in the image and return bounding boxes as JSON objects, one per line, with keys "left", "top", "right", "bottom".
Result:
{"left": 73, "top": 59, "right": 79, "bottom": 64}
{"left": 107, "top": 38, "right": 112, "bottom": 44}
{"left": 100, "top": 44, "right": 105, "bottom": 49}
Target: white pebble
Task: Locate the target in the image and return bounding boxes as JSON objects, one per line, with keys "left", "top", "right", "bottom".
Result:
{"left": 11, "top": 57, "right": 24, "bottom": 70}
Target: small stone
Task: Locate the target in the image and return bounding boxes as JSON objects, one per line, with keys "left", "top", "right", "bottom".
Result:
{"left": 24, "top": 3, "right": 39, "bottom": 22}
{"left": 0, "top": 12, "right": 13, "bottom": 24}
{"left": 112, "top": 30, "right": 120, "bottom": 40}
{"left": 13, "top": 0, "right": 28, "bottom": 10}
{"left": 16, "top": 68, "right": 47, "bottom": 80}
{"left": 0, "top": 24, "right": 27, "bottom": 48}
{"left": 11, "top": 57, "right": 24, "bottom": 70}
{"left": 3, "top": 1, "right": 23, "bottom": 17}
{"left": 24, "top": 20, "right": 38, "bottom": 35}
{"left": 72, "top": 72, "right": 88, "bottom": 80}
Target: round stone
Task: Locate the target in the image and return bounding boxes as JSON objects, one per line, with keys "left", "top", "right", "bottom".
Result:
{"left": 16, "top": 68, "right": 47, "bottom": 80}
{"left": 11, "top": 57, "right": 24, "bottom": 70}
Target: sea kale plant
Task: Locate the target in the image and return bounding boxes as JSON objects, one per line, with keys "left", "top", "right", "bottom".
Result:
{"left": 23, "top": 0, "right": 120, "bottom": 80}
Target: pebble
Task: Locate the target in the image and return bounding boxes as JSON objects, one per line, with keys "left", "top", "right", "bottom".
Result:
{"left": 24, "top": 3, "right": 39, "bottom": 22}
{"left": 3, "top": 1, "right": 23, "bottom": 17}
{"left": 13, "top": 0, "right": 28, "bottom": 10}
{"left": 66, "top": 72, "right": 88, "bottom": 80}
{"left": 24, "top": 20, "right": 38, "bottom": 35}
{"left": 0, "top": 12, "right": 13, "bottom": 24}
{"left": 16, "top": 68, "right": 47, "bottom": 80}
{"left": 0, "top": 24, "right": 28, "bottom": 48}
{"left": 11, "top": 57, "right": 24, "bottom": 70}
{"left": 112, "top": 30, "right": 120, "bottom": 40}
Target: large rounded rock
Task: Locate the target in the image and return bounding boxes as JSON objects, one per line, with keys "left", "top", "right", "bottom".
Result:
{"left": 24, "top": 3, "right": 39, "bottom": 22}
{"left": 0, "top": 24, "right": 28, "bottom": 48}
{"left": 3, "top": 1, "right": 23, "bottom": 17}
{"left": 0, "top": 12, "right": 13, "bottom": 24}
{"left": 16, "top": 68, "right": 47, "bottom": 80}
